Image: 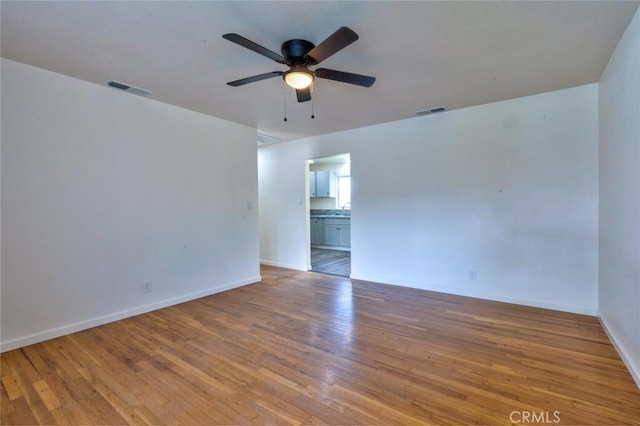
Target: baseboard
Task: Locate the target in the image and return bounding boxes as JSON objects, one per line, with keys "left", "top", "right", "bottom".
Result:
{"left": 0, "top": 276, "right": 261, "bottom": 353}
{"left": 260, "top": 259, "right": 308, "bottom": 271}
{"left": 599, "top": 315, "right": 640, "bottom": 390}
{"left": 350, "top": 272, "right": 597, "bottom": 316}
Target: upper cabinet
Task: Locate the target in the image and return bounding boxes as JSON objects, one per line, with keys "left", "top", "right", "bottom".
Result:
{"left": 309, "top": 170, "right": 336, "bottom": 198}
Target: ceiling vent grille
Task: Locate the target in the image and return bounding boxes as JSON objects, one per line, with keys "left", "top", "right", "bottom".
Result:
{"left": 257, "top": 133, "right": 282, "bottom": 145}
{"left": 106, "top": 80, "right": 152, "bottom": 97}
{"left": 415, "top": 106, "right": 446, "bottom": 116}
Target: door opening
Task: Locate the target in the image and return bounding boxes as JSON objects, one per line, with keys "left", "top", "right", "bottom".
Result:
{"left": 307, "top": 153, "right": 351, "bottom": 277}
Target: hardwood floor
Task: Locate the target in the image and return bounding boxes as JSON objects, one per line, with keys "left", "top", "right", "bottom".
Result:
{"left": 2, "top": 265, "right": 639, "bottom": 425}
{"left": 310, "top": 248, "right": 351, "bottom": 276}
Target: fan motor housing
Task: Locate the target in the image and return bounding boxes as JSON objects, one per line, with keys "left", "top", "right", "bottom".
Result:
{"left": 281, "top": 39, "right": 315, "bottom": 64}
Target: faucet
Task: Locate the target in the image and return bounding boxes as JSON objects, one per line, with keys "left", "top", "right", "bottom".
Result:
{"left": 342, "top": 202, "right": 351, "bottom": 210}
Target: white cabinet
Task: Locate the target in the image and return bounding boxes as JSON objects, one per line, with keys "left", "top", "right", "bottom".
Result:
{"left": 309, "top": 171, "right": 336, "bottom": 198}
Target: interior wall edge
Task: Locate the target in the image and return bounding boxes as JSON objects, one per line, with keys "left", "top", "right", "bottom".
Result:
{"left": 258, "top": 83, "right": 599, "bottom": 317}
{"left": 1, "top": 58, "right": 260, "bottom": 351}
{"left": 597, "top": 5, "right": 640, "bottom": 393}
{"left": 599, "top": 315, "right": 640, "bottom": 390}
{"left": 351, "top": 272, "right": 598, "bottom": 317}
{"left": 259, "top": 260, "right": 308, "bottom": 272}
{"left": 0, "top": 275, "right": 261, "bottom": 353}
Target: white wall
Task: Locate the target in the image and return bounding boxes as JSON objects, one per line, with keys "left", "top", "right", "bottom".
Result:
{"left": 598, "top": 8, "right": 640, "bottom": 387}
{"left": 1, "top": 59, "right": 260, "bottom": 351}
{"left": 259, "top": 84, "right": 599, "bottom": 315}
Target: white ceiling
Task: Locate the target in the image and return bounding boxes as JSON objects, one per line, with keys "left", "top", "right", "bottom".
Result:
{"left": 2, "top": 1, "right": 638, "bottom": 143}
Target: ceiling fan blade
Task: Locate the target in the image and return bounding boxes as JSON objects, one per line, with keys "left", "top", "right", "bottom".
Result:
{"left": 315, "top": 68, "right": 376, "bottom": 87}
{"left": 304, "top": 26, "right": 359, "bottom": 65}
{"left": 296, "top": 87, "right": 311, "bottom": 103}
{"left": 227, "top": 71, "right": 283, "bottom": 87}
{"left": 223, "top": 33, "right": 285, "bottom": 64}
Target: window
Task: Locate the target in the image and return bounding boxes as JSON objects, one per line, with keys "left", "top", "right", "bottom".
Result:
{"left": 338, "top": 176, "right": 351, "bottom": 209}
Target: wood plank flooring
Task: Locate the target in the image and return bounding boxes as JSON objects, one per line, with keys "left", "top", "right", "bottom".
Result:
{"left": 2, "top": 265, "right": 639, "bottom": 425}
{"left": 310, "top": 248, "right": 351, "bottom": 276}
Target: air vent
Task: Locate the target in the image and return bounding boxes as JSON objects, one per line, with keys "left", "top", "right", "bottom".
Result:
{"left": 257, "top": 133, "right": 282, "bottom": 145}
{"left": 415, "top": 106, "right": 446, "bottom": 116}
{"left": 106, "top": 80, "right": 152, "bottom": 97}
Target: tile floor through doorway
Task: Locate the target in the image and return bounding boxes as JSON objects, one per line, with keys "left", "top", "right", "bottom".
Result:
{"left": 310, "top": 248, "right": 351, "bottom": 277}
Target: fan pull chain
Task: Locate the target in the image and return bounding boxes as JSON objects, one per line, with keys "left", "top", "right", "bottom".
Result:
{"left": 311, "top": 83, "right": 315, "bottom": 119}
{"left": 283, "top": 87, "right": 288, "bottom": 122}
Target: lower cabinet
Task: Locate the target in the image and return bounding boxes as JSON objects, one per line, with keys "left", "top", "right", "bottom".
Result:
{"left": 323, "top": 223, "right": 340, "bottom": 246}
{"left": 310, "top": 218, "right": 324, "bottom": 245}
{"left": 340, "top": 225, "right": 351, "bottom": 247}
{"left": 324, "top": 223, "right": 350, "bottom": 247}
{"left": 313, "top": 217, "right": 350, "bottom": 249}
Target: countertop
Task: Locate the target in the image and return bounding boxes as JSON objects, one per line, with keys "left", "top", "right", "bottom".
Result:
{"left": 310, "top": 215, "right": 351, "bottom": 218}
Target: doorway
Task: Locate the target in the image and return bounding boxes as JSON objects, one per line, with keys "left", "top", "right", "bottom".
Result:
{"left": 307, "top": 153, "right": 351, "bottom": 277}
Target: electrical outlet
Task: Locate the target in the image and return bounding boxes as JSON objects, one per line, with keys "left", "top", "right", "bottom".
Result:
{"left": 142, "top": 281, "right": 152, "bottom": 293}
{"left": 469, "top": 270, "right": 477, "bottom": 281}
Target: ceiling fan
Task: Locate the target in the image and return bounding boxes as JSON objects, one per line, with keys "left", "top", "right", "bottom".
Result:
{"left": 223, "top": 26, "right": 376, "bottom": 103}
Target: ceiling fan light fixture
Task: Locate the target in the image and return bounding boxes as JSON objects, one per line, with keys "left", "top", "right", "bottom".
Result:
{"left": 224, "top": 27, "right": 374, "bottom": 103}
{"left": 284, "top": 69, "right": 314, "bottom": 89}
